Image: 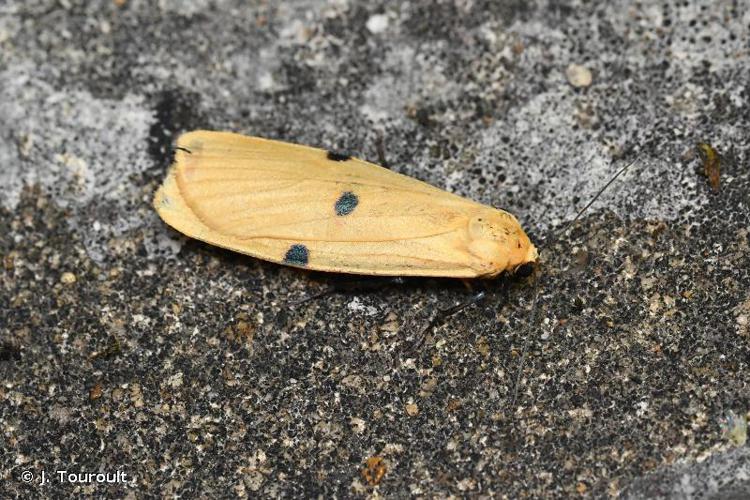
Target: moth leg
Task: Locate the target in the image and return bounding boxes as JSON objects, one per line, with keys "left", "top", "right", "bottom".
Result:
{"left": 410, "top": 290, "right": 487, "bottom": 350}
{"left": 295, "top": 276, "right": 405, "bottom": 305}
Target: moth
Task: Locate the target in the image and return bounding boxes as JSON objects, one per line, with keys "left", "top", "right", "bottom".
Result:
{"left": 153, "top": 130, "right": 538, "bottom": 278}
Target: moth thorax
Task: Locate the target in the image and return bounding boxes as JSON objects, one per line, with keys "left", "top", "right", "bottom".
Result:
{"left": 466, "top": 212, "right": 536, "bottom": 275}
{"left": 466, "top": 214, "right": 513, "bottom": 274}
{"left": 468, "top": 214, "right": 510, "bottom": 240}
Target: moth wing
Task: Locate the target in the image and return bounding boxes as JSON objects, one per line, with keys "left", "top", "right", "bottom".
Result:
{"left": 154, "top": 130, "right": 497, "bottom": 277}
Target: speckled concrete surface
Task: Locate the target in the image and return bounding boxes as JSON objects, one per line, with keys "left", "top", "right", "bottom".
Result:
{"left": 1, "top": 1, "right": 749, "bottom": 497}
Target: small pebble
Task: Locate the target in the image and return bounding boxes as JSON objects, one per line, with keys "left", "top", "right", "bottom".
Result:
{"left": 89, "top": 382, "right": 103, "bottom": 401}
{"left": 366, "top": 14, "right": 389, "bottom": 34}
{"left": 60, "top": 272, "right": 77, "bottom": 284}
{"left": 566, "top": 63, "right": 592, "bottom": 88}
{"left": 405, "top": 403, "right": 419, "bottom": 416}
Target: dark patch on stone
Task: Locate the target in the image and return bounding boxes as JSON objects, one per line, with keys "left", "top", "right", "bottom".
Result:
{"left": 147, "top": 89, "right": 206, "bottom": 174}
{"left": 0, "top": 343, "right": 21, "bottom": 362}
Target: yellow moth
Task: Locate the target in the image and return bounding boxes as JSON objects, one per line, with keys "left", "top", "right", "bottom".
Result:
{"left": 153, "top": 130, "right": 538, "bottom": 278}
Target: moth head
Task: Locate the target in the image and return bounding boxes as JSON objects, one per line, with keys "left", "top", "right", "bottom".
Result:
{"left": 467, "top": 211, "right": 538, "bottom": 277}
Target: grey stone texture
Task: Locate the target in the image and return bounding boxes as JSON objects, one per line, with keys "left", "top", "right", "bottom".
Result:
{"left": 1, "top": 0, "right": 749, "bottom": 497}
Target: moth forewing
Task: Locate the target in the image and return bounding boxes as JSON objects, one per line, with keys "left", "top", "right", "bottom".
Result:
{"left": 154, "top": 130, "right": 538, "bottom": 277}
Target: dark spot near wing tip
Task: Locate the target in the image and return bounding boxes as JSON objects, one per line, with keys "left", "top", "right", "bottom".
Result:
{"left": 335, "top": 191, "right": 359, "bottom": 216}
{"left": 169, "top": 146, "right": 192, "bottom": 163}
{"left": 327, "top": 150, "right": 351, "bottom": 162}
{"left": 515, "top": 263, "right": 534, "bottom": 277}
{"left": 284, "top": 244, "right": 309, "bottom": 266}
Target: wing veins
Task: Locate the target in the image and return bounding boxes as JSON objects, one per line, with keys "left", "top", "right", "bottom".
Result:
{"left": 235, "top": 227, "right": 460, "bottom": 244}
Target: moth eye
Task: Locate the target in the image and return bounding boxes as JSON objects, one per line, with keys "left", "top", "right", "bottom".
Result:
{"left": 515, "top": 263, "right": 534, "bottom": 277}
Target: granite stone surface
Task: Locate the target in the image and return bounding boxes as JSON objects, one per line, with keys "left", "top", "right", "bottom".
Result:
{"left": 1, "top": 0, "right": 749, "bottom": 497}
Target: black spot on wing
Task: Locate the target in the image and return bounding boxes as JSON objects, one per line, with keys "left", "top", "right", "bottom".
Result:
{"left": 326, "top": 150, "right": 352, "bottom": 162}
{"left": 284, "top": 244, "right": 309, "bottom": 266}
{"left": 335, "top": 191, "right": 358, "bottom": 216}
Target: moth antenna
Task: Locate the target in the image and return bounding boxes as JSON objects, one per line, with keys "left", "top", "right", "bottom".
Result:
{"left": 294, "top": 287, "right": 335, "bottom": 305}
{"left": 509, "top": 157, "right": 638, "bottom": 413}
{"left": 509, "top": 277, "right": 540, "bottom": 411}
{"left": 561, "top": 158, "right": 638, "bottom": 238}
{"left": 376, "top": 131, "right": 390, "bottom": 169}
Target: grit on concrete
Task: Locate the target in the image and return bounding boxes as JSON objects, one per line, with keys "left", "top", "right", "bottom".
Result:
{"left": 1, "top": 1, "right": 749, "bottom": 498}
